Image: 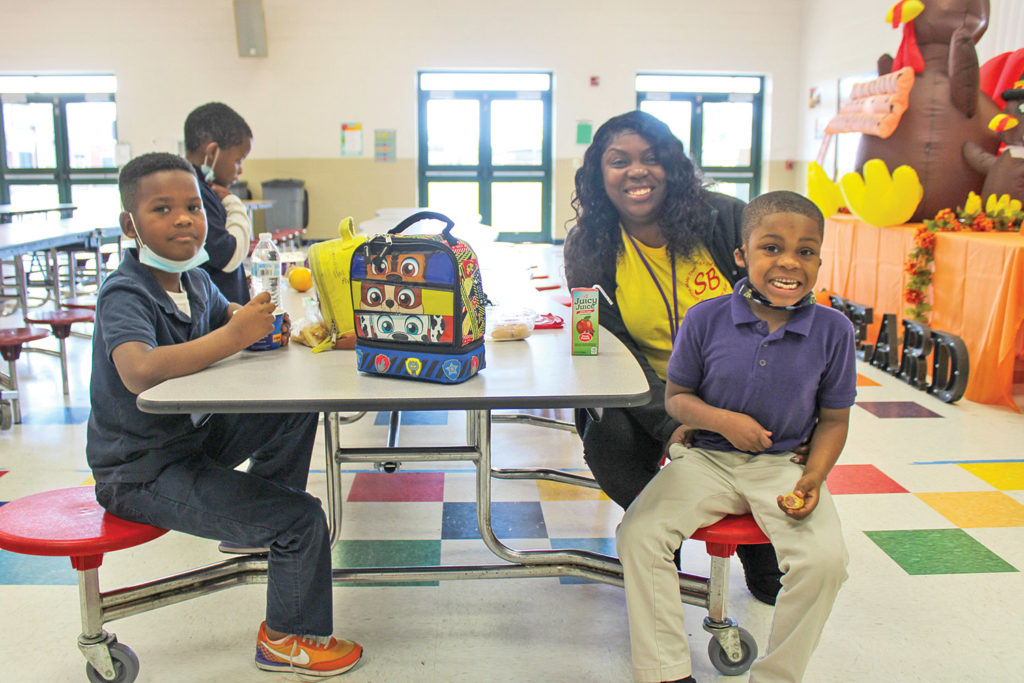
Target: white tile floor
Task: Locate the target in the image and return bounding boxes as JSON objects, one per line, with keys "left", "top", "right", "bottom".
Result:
{"left": 1, "top": 276, "right": 1023, "bottom": 682}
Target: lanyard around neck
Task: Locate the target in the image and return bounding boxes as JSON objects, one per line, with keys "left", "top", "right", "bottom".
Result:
{"left": 625, "top": 230, "right": 680, "bottom": 340}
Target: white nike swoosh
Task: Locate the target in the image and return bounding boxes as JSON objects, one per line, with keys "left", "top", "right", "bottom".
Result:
{"left": 273, "top": 646, "right": 311, "bottom": 667}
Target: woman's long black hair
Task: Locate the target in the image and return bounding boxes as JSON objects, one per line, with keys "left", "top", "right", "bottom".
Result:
{"left": 569, "top": 110, "right": 712, "bottom": 269}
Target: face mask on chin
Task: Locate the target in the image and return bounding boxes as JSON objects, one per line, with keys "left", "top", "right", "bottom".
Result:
{"left": 129, "top": 214, "right": 210, "bottom": 274}
{"left": 200, "top": 147, "right": 220, "bottom": 185}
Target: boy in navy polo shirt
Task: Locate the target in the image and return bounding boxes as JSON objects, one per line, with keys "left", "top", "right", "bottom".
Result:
{"left": 87, "top": 153, "right": 363, "bottom": 677}
{"left": 184, "top": 102, "right": 254, "bottom": 304}
{"left": 617, "top": 191, "right": 855, "bottom": 683}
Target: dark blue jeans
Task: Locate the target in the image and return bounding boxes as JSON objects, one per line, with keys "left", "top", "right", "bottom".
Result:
{"left": 94, "top": 411, "right": 331, "bottom": 636}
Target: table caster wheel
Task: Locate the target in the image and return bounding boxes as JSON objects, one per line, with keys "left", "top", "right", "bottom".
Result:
{"left": 707, "top": 626, "right": 757, "bottom": 675}
{"left": 86, "top": 642, "right": 140, "bottom": 683}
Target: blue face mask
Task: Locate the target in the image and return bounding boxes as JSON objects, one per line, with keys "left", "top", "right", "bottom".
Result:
{"left": 129, "top": 214, "right": 210, "bottom": 273}
{"left": 200, "top": 147, "right": 220, "bottom": 185}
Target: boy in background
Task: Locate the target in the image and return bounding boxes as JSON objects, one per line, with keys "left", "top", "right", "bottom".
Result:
{"left": 86, "top": 152, "right": 363, "bottom": 677}
{"left": 184, "top": 101, "right": 254, "bottom": 304}
{"left": 617, "top": 191, "right": 855, "bottom": 683}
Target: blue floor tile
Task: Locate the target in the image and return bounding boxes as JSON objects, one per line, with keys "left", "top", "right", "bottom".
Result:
{"left": 20, "top": 406, "right": 91, "bottom": 425}
{"left": 441, "top": 501, "right": 548, "bottom": 540}
{"left": 550, "top": 537, "right": 617, "bottom": 584}
{"left": 0, "top": 551, "right": 77, "bottom": 585}
{"left": 373, "top": 410, "right": 449, "bottom": 426}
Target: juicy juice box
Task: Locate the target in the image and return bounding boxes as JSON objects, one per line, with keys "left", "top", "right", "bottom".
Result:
{"left": 571, "top": 287, "right": 599, "bottom": 355}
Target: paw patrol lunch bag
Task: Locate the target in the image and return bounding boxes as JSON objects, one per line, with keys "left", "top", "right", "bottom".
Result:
{"left": 350, "top": 211, "right": 487, "bottom": 383}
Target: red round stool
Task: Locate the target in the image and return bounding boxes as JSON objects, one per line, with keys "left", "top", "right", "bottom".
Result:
{"left": 689, "top": 514, "right": 770, "bottom": 676}
{"left": 62, "top": 295, "right": 98, "bottom": 311}
{"left": 0, "top": 326, "right": 51, "bottom": 427}
{"left": 24, "top": 308, "right": 95, "bottom": 396}
{"left": 0, "top": 486, "right": 167, "bottom": 682}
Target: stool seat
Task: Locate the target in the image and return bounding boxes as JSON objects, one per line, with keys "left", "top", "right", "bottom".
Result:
{"left": 0, "top": 486, "right": 167, "bottom": 570}
{"left": 62, "top": 295, "right": 98, "bottom": 310}
{"left": 690, "top": 514, "right": 769, "bottom": 558}
{"left": 0, "top": 326, "right": 50, "bottom": 352}
{"left": 25, "top": 307, "right": 95, "bottom": 329}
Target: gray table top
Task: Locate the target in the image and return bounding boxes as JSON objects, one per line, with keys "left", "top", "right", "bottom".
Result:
{"left": 0, "top": 217, "right": 120, "bottom": 258}
{"left": 137, "top": 325, "right": 651, "bottom": 414}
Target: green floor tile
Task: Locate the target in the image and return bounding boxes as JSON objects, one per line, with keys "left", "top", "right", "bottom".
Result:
{"left": 331, "top": 539, "right": 442, "bottom": 587}
{"left": 865, "top": 529, "right": 1018, "bottom": 575}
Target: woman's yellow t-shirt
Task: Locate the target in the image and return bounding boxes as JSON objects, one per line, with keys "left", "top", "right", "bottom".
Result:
{"left": 615, "top": 227, "right": 732, "bottom": 380}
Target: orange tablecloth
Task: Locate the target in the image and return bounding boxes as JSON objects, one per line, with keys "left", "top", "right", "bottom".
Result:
{"left": 819, "top": 215, "right": 1024, "bottom": 410}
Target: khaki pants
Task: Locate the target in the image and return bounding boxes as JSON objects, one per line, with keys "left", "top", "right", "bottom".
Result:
{"left": 617, "top": 445, "right": 848, "bottom": 683}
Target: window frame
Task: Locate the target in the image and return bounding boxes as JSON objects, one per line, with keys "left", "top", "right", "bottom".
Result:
{"left": 0, "top": 91, "right": 118, "bottom": 209}
{"left": 417, "top": 71, "right": 553, "bottom": 243}
{"left": 636, "top": 74, "right": 764, "bottom": 201}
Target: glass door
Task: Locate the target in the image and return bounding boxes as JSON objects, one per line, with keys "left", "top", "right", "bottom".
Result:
{"left": 418, "top": 72, "right": 552, "bottom": 242}
{"left": 638, "top": 74, "right": 763, "bottom": 201}
{"left": 1, "top": 80, "right": 118, "bottom": 221}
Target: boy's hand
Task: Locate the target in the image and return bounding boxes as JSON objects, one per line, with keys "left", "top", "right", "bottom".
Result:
{"left": 721, "top": 413, "right": 773, "bottom": 453}
{"left": 229, "top": 291, "right": 276, "bottom": 346}
{"left": 777, "top": 473, "right": 823, "bottom": 520}
{"left": 209, "top": 183, "right": 231, "bottom": 200}
{"left": 280, "top": 312, "right": 292, "bottom": 347}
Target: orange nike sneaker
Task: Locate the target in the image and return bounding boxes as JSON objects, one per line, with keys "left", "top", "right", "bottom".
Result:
{"left": 255, "top": 621, "right": 363, "bottom": 677}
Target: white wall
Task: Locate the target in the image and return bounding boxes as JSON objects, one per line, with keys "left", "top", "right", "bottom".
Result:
{"left": 2, "top": 0, "right": 806, "bottom": 161}
{"left": 3, "top": 0, "right": 1019, "bottom": 211}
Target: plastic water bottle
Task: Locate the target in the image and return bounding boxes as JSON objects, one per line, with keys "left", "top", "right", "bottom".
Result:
{"left": 251, "top": 232, "right": 281, "bottom": 308}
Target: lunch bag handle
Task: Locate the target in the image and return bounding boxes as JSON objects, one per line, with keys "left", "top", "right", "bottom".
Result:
{"left": 388, "top": 211, "right": 457, "bottom": 246}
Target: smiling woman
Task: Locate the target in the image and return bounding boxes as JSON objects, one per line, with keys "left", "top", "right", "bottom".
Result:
{"left": 563, "top": 109, "right": 785, "bottom": 606}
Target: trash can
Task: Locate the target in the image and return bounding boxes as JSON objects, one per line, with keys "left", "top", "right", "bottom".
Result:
{"left": 229, "top": 181, "right": 252, "bottom": 200}
{"left": 261, "top": 179, "right": 308, "bottom": 230}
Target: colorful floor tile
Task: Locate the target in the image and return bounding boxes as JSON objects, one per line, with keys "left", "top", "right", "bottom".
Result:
{"left": 0, "top": 552, "right": 76, "bottom": 585}
{"left": 536, "top": 479, "right": 609, "bottom": 501}
{"left": 959, "top": 462, "right": 1024, "bottom": 491}
{"left": 347, "top": 472, "right": 445, "bottom": 502}
{"left": 827, "top": 464, "right": 908, "bottom": 495}
{"left": 864, "top": 528, "right": 1018, "bottom": 575}
{"left": 915, "top": 491, "right": 1024, "bottom": 528}
{"left": 441, "top": 501, "right": 547, "bottom": 540}
{"left": 372, "top": 410, "right": 449, "bottom": 426}
{"left": 855, "top": 401, "right": 943, "bottom": 418}
{"left": 19, "top": 406, "right": 91, "bottom": 425}
{"left": 332, "top": 539, "right": 442, "bottom": 587}
{"left": 550, "top": 537, "right": 617, "bottom": 584}
{"left": 856, "top": 373, "right": 881, "bottom": 386}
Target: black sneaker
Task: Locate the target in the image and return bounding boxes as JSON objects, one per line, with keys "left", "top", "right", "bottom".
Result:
{"left": 736, "top": 543, "right": 782, "bottom": 605}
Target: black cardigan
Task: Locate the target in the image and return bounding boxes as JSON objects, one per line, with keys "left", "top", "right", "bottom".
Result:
{"left": 563, "top": 191, "right": 747, "bottom": 448}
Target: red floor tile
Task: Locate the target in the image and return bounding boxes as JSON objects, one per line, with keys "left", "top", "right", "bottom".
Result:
{"left": 827, "top": 464, "right": 908, "bottom": 494}
{"left": 347, "top": 472, "right": 445, "bottom": 502}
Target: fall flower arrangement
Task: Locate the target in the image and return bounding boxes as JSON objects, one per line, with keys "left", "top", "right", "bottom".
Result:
{"left": 904, "top": 192, "right": 1024, "bottom": 322}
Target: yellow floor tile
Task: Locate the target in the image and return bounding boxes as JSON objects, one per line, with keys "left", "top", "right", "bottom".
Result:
{"left": 536, "top": 479, "right": 610, "bottom": 501}
{"left": 916, "top": 491, "right": 1024, "bottom": 528}
{"left": 959, "top": 462, "right": 1024, "bottom": 491}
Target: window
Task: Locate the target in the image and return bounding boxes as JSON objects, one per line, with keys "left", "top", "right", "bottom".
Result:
{"left": 418, "top": 71, "right": 553, "bottom": 242}
{"left": 636, "top": 74, "right": 763, "bottom": 201}
{"left": 0, "top": 75, "right": 118, "bottom": 221}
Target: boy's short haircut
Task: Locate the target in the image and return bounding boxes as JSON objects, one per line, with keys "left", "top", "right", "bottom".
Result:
{"left": 119, "top": 152, "right": 196, "bottom": 212}
{"left": 184, "top": 102, "right": 253, "bottom": 153}
{"left": 741, "top": 190, "right": 825, "bottom": 243}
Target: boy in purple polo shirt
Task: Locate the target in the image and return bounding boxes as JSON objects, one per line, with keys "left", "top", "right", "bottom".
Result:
{"left": 617, "top": 191, "right": 856, "bottom": 683}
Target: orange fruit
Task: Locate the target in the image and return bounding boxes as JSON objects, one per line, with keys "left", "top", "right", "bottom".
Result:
{"left": 288, "top": 266, "right": 313, "bottom": 292}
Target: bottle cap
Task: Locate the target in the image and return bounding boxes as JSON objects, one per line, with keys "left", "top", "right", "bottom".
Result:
{"left": 259, "top": 232, "right": 272, "bottom": 240}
